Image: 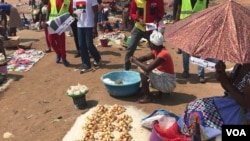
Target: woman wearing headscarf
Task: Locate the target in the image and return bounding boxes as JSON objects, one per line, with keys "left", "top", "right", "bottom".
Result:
{"left": 130, "top": 30, "right": 176, "bottom": 103}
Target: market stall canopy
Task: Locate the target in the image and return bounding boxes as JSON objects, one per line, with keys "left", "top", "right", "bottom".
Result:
{"left": 164, "top": 0, "right": 250, "bottom": 64}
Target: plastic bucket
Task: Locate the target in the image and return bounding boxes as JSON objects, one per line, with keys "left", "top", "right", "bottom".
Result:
{"left": 72, "top": 95, "right": 87, "bottom": 110}
{"left": 100, "top": 39, "right": 108, "bottom": 47}
{"left": 100, "top": 71, "right": 141, "bottom": 97}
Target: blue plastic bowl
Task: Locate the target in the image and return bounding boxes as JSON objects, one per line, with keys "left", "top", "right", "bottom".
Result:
{"left": 100, "top": 70, "right": 141, "bottom": 96}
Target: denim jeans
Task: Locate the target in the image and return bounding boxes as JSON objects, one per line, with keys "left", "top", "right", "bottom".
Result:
{"left": 71, "top": 19, "right": 79, "bottom": 51}
{"left": 98, "top": 10, "right": 104, "bottom": 23}
{"left": 182, "top": 51, "right": 204, "bottom": 78}
{"left": 77, "top": 27, "right": 101, "bottom": 68}
{"left": 124, "top": 27, "right": 150, "bottom": 70}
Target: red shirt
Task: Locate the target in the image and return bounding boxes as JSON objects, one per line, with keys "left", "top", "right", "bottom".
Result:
{"left": 47, "top": 0, "right": 73, "bottom": 14}
{"left": 152, "top": 48, "right": 175, "bottom": 74}
{"left": 130, "top": 0, "right": 165, "bottom": 23}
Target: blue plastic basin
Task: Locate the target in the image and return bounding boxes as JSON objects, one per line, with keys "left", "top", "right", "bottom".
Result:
{"left": 100, "top": 70, "right": 141, "bottom": 96}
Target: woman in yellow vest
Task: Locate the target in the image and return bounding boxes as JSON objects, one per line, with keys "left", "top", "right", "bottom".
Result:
{"left": 46, "top": 0, "right": 73, "bottom": 66}
{"left": 175, "top": 0, "right": 209, "bottom": 83}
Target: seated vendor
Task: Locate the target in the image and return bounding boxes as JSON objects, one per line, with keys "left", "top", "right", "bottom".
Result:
{"left": 0, "top": 26, "right": 32, "bottom": 50}
{"left": 0, "top": 3, "right": 10, "bottom": 29}
{"left": 0, "top": 3, "right": 21, "bottom": 36}
{"left": 130, "top": 30, "right": 176, "bottom": 103}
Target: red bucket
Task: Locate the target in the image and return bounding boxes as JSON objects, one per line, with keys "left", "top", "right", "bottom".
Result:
{"left": 100, "top": 39, "right": 109, "bottom": 47}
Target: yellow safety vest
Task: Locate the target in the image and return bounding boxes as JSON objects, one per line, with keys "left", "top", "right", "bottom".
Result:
{"left": 180, "top": 0, "right": 207, "bottom": 20}
{"left": 134, "top": 0, "right": 146, "bottom": 32}
{"left": 49, "top": 0, "right": 70, "bottom": 20}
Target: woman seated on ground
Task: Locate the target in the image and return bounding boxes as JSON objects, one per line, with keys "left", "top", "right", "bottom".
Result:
{"left": 158, "top": 61, "right": 250, "bottom": 140}
{"left": 0, "top": 3, "right": 21, "bottom": 36}
{"left": 130, "top": 30, "right": 176, "bottom": 103}
{"left": 0, "top": 26, "right": 32, "bottom": 49}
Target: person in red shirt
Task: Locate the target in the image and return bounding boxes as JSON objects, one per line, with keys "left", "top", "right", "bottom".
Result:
{"left": 124, "top": 0, "right": 165, "bottom": 70}
{"left": 46, "top": 0, "right": 73, "bottom": 66}
{"left": 130, "top": 30, "right": 176, "bottom": 103}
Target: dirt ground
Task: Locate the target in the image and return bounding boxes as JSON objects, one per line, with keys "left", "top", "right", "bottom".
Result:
{"left": 0, "top": 0, "right": 250, "bottom": 141}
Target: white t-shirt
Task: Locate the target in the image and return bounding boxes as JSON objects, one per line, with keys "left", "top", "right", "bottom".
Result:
{"left": 73, "top": 0, "right": 98, "bottom": 28}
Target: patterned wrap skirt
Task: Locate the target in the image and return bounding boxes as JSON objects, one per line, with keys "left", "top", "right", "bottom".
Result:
{"left": 177, "top": 96, "right": 250, "bottom": 140}
{"left": 148, "top": 68, "right": 176, "bottom": 93}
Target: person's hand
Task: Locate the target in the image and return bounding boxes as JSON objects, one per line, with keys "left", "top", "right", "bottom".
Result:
{"left": 72, "top": 13, "right": 77, "bottom": 18}
{"left": 137, "top": 66, "right": 147, "bottom": 75}
{"left": 154, "top": 17, "right": 161, "bottom": 24}
{"left": 130, "top": 56, "right": 137, "bottom": 63}
{"left": 215, "top": 61, "right": 229, "bottom": 83}
{"left": 39, "top": 22, "right": 44, "bottom": 29}
{"left": 215, "top": 61, "right": 226, "bottom": 73}
{"left": 215, "top": 70, "right": 229, "bottom": 82}
{"left": 42, "top": 21, "right": 48, "bottom": 28}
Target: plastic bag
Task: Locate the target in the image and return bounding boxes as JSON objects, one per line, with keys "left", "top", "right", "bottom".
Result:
{"left": 153, "top": 121, "right": 191, "bottom": 141}
{"left": 141, "top": 109, "right": 179, "bottom": 129}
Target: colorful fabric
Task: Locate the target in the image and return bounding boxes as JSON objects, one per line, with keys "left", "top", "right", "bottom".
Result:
{"left": 177, "top": 70, "right": 250, "bottom": 140}
{"left": 149, "top": 69, "right": 176, "bottom": 93}
{"left": 184, "top": 98, "right": 224, "bottom": 129}
{"left": 177, "top": 98, "right": 222, "bottom": 140}
{"left": 7, "top": 49, "right": 44, "bottom": 72}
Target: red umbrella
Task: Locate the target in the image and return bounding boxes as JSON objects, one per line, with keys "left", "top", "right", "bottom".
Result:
{"left": 164, "top": 0, "right": 250, "bottom": 64}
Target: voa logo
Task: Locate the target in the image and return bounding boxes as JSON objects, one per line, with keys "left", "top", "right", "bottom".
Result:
{"left": 226, "top": 129, "right": 247, "bottom": 136}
